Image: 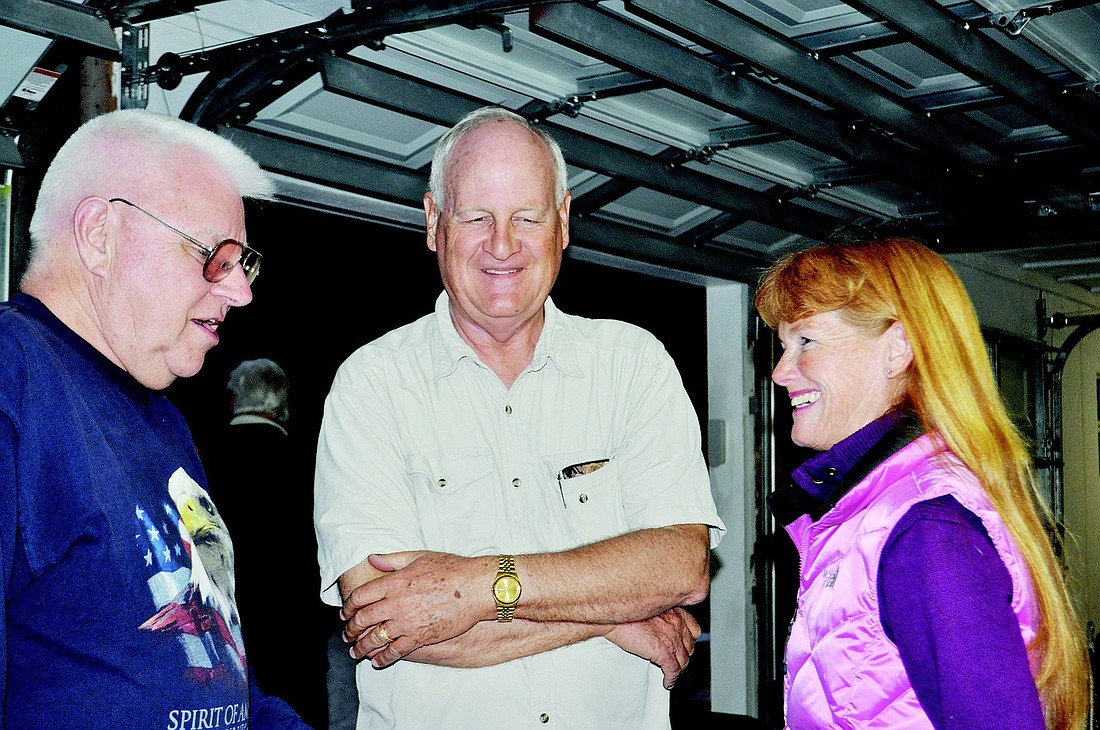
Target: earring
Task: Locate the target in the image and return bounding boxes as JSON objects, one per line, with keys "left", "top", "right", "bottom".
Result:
{"left": 886, "top": 368, "right": 893, "bottom": 376}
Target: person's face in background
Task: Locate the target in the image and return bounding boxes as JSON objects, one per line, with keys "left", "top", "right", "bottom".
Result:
{"left": 94, "top": 151, "right": 253, "bottom": 390}
{"left": 424, "top": 120, "right": 570, "bottom": 339}
{"left": 772, "top": 309, "right": 905, "bottom": 451}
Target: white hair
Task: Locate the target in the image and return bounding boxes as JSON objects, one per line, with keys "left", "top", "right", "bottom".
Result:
{"left": 26, "top": 109, "right": 275, "bottom": 263}
{"left": 227, "top": 358, "right": 289, "bottom": 423}
{"left": 427, "top": 106, "right": 568, "bottom": 212}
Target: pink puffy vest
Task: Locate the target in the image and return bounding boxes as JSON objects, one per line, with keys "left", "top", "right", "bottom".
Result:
{"left": 782, "top": 434, "right": 1039, "bottom": 729}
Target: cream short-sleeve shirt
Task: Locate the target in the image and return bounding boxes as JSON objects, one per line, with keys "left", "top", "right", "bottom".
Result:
{"left": 315, "top": 293, "right": 724, "bottom": 730}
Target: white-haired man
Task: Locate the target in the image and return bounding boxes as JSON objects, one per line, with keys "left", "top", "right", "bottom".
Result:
{"left": 315, "top": 107, "right": 725, "bottom": 729}
{"left": 0, "top": 109, "right": 311, "bottom": 728}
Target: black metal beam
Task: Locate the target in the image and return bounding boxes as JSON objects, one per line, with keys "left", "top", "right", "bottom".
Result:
{"left": 576, "top": 69, "right": 658, "bottom": 99}
{"left": 320, "top": 54, "right": 849, "bottom": 240}
{"left": 180, "top": 54, "right": 320, "bottom": 128}
{"left": 143, "top": 0, "right": 544, "bottom": 84}
{"left": 219, "top": 126, "right": 428, "bottom": 204}
{"left": 570, "top": 179, "right": 638, "bottom": 216}
{"left": 528, "top": 3, "right": 973, "bottom": 203}
{"left": 218, "top": 124, "right": 764, "bottom": 280}
{"left": 679, "top": 211, "right": 744, "bottom": 245}
{"left": 0, "top": 0, "right": 120, "bottom": 59}
{"left": 908, "top": 208, "right": 1100, "bottom": 254}
{"left": 95, "top": 1, "right": 220, "bottom": 25}
{"left": 626, "top": 0, "right": 998, "bottom": 167}
{"left": 845, "top": 0, "right": 1100, "bottom": 149}
{"left": 569, "top": 215, "right": 768, "bottom": 283}
{"left": 709, "top": 124, "right": 784, "bottom": 149}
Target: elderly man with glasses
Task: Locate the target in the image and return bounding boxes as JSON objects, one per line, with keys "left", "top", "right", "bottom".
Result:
{"left": 0, "top": 109, "right": 311, "bottom": 729}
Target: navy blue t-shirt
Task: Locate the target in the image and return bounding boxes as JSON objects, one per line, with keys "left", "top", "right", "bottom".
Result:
{"left": 0, "top": 293, "right": 307, "bottom": 729}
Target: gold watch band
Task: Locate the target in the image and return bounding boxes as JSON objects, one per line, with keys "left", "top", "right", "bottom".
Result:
{"left": 493, "top": 554, "right": 521, "bottom": 622}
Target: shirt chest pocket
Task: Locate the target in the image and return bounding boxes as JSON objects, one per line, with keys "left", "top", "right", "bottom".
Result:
{"left": 406, "top": 450, "right": 498, "bottom": 554}
{"left": 543, "top": 456, "right": 628, "bottom": 545}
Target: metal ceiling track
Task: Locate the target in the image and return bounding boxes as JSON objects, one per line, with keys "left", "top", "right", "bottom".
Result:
{"left": 0, "top": 0, "right": 119, "bottom": 58}
{"left": 97, "top": 0, "right": 1100, "bottom": 271}
{"left": 529, "top": 3, "right": 965, "bottom": 197}
{"left": 625, "top": 0, "right": 998, "bottom": 167}
{"left": 219, "top": 124, "right": 765, "bottom": 281}
{"left": 318, "top": 54, "right": 846, "bottom": 241}
{"left": 132, "top": 0, "right": 549, "bottom": 126}
{"left": 845, "top": 0, "right": 1100, "bottom": 148}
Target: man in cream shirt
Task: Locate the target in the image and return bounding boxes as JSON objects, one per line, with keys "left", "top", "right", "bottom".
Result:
{"left": 315, "top": 106, "right": 724, "bottom": 729}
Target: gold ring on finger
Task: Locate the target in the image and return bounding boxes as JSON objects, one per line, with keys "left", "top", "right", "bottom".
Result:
{"left": 376, "top": 622, "right": 392, "bottom": 644}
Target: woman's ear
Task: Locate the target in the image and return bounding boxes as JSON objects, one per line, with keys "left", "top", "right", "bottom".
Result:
{"left": 884, "top": 320, "right": 913, "bottom": 378}
{"left": 73, "top": 197, "right": 112, "bottom": 276}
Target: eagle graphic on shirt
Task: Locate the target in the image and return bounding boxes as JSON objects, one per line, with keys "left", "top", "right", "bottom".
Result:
{"left": 135, "top": 467, "right": 247, "bottom": 683}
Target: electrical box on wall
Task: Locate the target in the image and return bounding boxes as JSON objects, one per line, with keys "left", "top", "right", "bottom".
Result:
{"left": 708, "top": 418, "right": 726, "bottom": 467}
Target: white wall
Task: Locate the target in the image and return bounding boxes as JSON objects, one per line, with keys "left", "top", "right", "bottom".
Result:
{"left": 1061, "top": 330, "right": 1100, "bottom": 637}
{"left": 948, "top": 253, "right": 1100, "bottom": 340}
{"left": 706, "top": 282, "right": 756, "bottom": 716}
{"left": 949, "top": 252, "right": 1100, "bottom": 639}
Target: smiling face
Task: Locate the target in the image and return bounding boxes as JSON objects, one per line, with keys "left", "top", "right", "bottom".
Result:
{"left": 424, "top": 119, "right": 569, "bottom": 343}
{"left": 94, "top": 153, "right": 254, "bottom": 389}
{"left": 773, "top": 310, "right": 909, "bottom": 451}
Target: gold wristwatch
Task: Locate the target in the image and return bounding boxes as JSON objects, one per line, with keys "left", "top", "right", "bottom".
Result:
{"left": 492, "top": 554, "right": 521, "bottom": 622}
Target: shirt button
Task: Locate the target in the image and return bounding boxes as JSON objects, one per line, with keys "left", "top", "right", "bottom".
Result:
{"left": 539, "top": 714, "right": 549, "bottom": 723}
{"left": 578, "top": 494, "right": 588, "bottom": 504}
{"left": 512, "top": 478, "right": 521, "bottom": 488}
{"left": 505, "top": 405, "right": 512, "bottom": 415}
{"left": 437, "top": 478, "right": 446, "bottom": 489}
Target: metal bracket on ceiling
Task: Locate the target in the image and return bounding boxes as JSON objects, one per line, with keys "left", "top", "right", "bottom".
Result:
{"left": 745, "top": 64, "right": 781, "bottom": 84}
{"left": 119, "top": 22, "right": 149, "bottom": 110}
{"left": 777, "top": 184, "right": 821, "bottom": 203}
{"left": 545, "top": 92, "right": 596, "bottom": 119}
{"left": 991, "top": 10, "right": 1032, "bottom": 36}
{"left": 477, "top": 20, "right": 512, "bottom": 53}
{"left": 1024, "top": 199, "right": 1059, "bottom": 217}
{"left": 683, "top": 144, "right": 728, "bottom": 165}
{"left": 458, "top": 12, "right": 512, "bottom": 53}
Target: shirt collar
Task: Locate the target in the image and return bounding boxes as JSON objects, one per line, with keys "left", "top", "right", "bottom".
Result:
{"left": 230, "top": 413, "right": 288, "bottom": 435}
{"left": 10, "top": 292, "right": 156, "bottom": 405}
{"left": 430, "top": 291, "right": 583, "bottom": 380}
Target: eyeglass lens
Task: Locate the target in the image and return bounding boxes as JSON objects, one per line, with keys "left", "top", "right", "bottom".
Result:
{"left": 205, "top": 240, "right": 260, "bottom": 285}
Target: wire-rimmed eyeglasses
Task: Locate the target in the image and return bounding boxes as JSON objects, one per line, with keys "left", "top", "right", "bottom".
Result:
{"left": 109, "top": 197, "right": 262, "bottom": 284}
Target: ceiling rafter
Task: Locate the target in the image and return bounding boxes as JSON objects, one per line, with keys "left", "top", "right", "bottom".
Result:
{"left": 626, "top": 0, "right": 998, "bottom": 167}
{"left": 30, "top": 0, "right": 1099, "bottom": 291}
{"left": 528, "top": 3, "right": 988, "bottom": 217}
{"left": 0, "top": 0, "right": 119, "bottom": 58}
{"left": 220, "top": 123, "right": 767, "bottom": 280}
{"left": 846, "top": 0, "right": 1100, "bottom": 148}
{"left": 319, "top": 54, "right": 849, "bottom": 240}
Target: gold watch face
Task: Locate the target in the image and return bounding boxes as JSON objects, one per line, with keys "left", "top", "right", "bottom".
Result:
{"left": 493, "top": 574, "right": 521, "bottom": 605}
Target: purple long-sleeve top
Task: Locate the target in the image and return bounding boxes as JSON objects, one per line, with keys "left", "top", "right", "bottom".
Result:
{"left": 774, "top": 413, "right": 1045, "bottom": 729}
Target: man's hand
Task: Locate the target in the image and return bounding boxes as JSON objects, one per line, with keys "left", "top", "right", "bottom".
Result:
{"left": 341, "top": 551, "right": 493, "bottom": 668}
{"left": 604, "top": 607, "right": 701, "bottom": 689}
